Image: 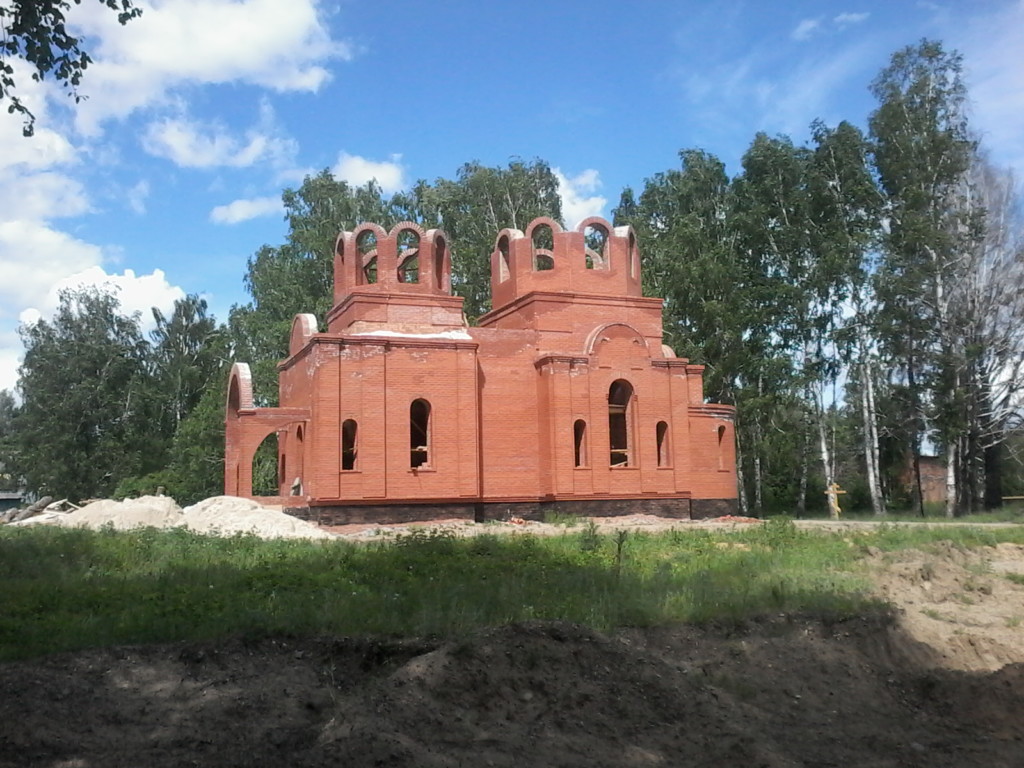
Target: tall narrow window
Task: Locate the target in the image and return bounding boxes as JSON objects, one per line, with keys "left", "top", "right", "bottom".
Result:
{"left": 358, "top": 230, "right": 378, "bottom": 284}
{"left": 532, "top": 224, "right": 555, "bottom": 271}
{"left": 396, "top": 228, "right": 420, "bottom": 283}
{"left": 717, "top": 425, "right": 727, "bottom": 470}
{"left": 573, "top": 419, "right": 587, "bottom": 467}
{"left": 342, "top": 419, "right": 358, "bottom": 471}
{"left": 656, "top": 421, "right": 670, "bottom": 467}
{"left": 410, "top": 399, "right": 431, "bottom": 468}
{"left": 583, "top": 224, "right": 608, "bottom": 269}
{"left": 608, "top": 380, "right": 634, "bottom": 467}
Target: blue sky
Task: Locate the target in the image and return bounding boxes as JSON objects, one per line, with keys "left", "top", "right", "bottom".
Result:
{"left": 2, "top": 0, "right": 1023, "bottom": 392}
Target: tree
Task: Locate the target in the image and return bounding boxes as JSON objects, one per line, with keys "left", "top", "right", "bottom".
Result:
{"left": 150, "top": 295, "right": 225, "bottom": 432}
{"left": 0, "top": 0, "right": 141, "bottom": 136}
{"left": 869, "top": 39, "right": 979, "bottom": 517}
{"left": 14, "top": 286, "right": 152, "bottom": 500}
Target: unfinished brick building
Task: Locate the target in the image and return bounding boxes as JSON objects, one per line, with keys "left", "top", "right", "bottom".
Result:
{"left": 225, "top": 217, "right": 737, "bottom": 523}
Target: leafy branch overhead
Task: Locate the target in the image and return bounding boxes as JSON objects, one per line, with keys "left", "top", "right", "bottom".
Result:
{"left": 0, "top": 0, "right": 141, "bottom": 136}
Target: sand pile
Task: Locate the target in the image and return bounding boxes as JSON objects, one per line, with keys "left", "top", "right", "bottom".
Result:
{"left": 8, "top": 495, "right": 334, "bottom": 540}
{"left": 57, "top": 496, "right": 184, "bottom": 530}
{"left": 179, "top": 496, "right": 334, "bottom": 539}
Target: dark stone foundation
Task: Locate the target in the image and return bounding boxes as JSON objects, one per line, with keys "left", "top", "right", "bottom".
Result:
{"left": 288, "top": 497, "right": 739, "bottom": 527}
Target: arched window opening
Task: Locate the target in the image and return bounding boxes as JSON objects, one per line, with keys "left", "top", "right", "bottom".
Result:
{"left": 532, "top": 224, "right": 555, "bottom": 271}
{"left": 396, "top": 229, "right": 420, "bottom": 283}
{"left": 608, "top": 380, "right": 635, "bottom": 467}
{"left": 656, "top": 421, "right": 670, "bottom": 468}
{"left": 434, "top": 235, "right": 447, "bottom": 290}
{"left": 628, "top": 231, "right": 638, "bottom": 279}
{"left": 410, "top": 399, "right": 431, "bottom": 468}
{"left": 342, "top": 419, "right": 358, "bottom": 471}
{"left": 717, "top": 425, "right": 727, "bottom": 470}
{"left": 252, "top": 432, "right": 279, "bottom": 496}
{"left": 497, "top": 235, "right": 511, "bottom": 283}
{"left": 573, "top": 419, "right": 588, "bottom": 468}
{"left": 357, "top": 230, "right": 378, "bottom": 284}
{"left": 583, "top": 224, "right": 609, "bottom": 270}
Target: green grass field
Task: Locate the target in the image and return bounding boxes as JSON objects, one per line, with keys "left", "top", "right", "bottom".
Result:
{"left": 2, "top": 518, "right": 1022, "bottom": 661}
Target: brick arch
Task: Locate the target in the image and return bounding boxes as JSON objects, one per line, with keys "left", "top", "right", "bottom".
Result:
{"left": 528, "top": 219, "right": 559, "bottom": 272}
{"left": 577, "top": 217, "right": 612, "bottom": 270}
{"left": 575, "top": 216, "right": 614, "bottom": 234}
{"left": 227, "top": 363, "right": 254, "bottom": 413}
{"left": 525, "top": 217, "right": 563, "bottom": 239}
{"left": 424, "top": 228, "right": 452, "bottom": 293}
{"left": 584, "top": 322, "right": 651, "bottom": 357}
{"left": 289, "top": 313, "right": 318, "bottom": 356}
{"left": 353, "top": 223, "right": 387, "bottom": 285}
{"left": 387, "top": 221, "right": 426, "bottom": 240}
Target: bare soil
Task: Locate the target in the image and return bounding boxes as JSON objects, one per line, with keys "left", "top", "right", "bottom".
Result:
{"left": 3, "top": 522, "right": 1024, "bottom": 768}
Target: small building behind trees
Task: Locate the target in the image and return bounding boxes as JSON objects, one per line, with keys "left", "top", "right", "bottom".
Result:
{"left": 225, "top": 217, "right": 737, "bottom": 522}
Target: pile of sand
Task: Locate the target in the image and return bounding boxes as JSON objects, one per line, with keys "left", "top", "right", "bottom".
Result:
{"left": 9, "top": 495, "right": 334, "bottom": 540}
{"left": 179, "top": 497, "right": 334, "bottom": 540}
{"left": 56, "top": 496, "right": 183, "bottom": 530}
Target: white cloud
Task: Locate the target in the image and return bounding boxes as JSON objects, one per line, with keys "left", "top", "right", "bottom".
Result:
{"left": 834, "top": 12, "right": 870, "bottom": 27}
{"left": 30, "top": 267, "right": 185, "bottom": 326}
{"left": 792, "top": 18, "right": 822, "bottom": 41}
{"left": 554, "top": 168, "right": 607, "bottom": 228}
{"left": 127, "top": 180, "right": 150, "bottom": 215}
{"left": 210, "top": 195, "right": 283, "bottom": 224}
{"left": 333, "top": 152, "right": 407, "bottom": 194}
{"left": 143, "top": 115, "right": 297, "bottom": 169}
{"left": 70, "top": 0, "right": 348, "bottom": 133}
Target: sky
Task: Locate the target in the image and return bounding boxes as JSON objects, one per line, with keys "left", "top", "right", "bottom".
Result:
{"left": 2, "top": 0, "right": 1023, "bottom": 393}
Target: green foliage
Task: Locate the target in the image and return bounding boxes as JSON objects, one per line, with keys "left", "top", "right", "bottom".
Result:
{"left": 0, "top": 0, "right": 142, "bottom": 136}
{"left": 0, "top": 523, "right": 895, "bottom": 661}
{"left": 14, "top": 287, "right": 155, "bottom": 500}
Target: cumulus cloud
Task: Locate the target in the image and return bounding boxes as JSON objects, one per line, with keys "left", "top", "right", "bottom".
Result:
{"left": 143, "top": 115, "right": 297, "bottom": 169}
{"left": 791, "top": 18, "right": 822, "bottom": 41}
{"left": 333, "top": 152, "right": 407, "bottom": 194}
{"left": 210, "top": 195, "right": 283, "bottom": 224}
{"left": 554, "top": 168, "right": 607, "bottom": 228}
{"left": 23, "top": 267, "right": 185, "bottom": 326}
{"left": 70, "top": 0, "right": 348, "bottom": 133}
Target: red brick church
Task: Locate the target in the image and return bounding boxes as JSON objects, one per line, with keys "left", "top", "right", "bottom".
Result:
{"left": 225, "top": 217, "right": 737, "bottom": 523}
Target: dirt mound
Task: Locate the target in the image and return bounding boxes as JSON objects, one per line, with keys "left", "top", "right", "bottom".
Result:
{"left": 2, "top": 617, "right": 1023, "bottom": 768}
{"left": 179, "top": 496, "right": 334, "bottom": 540}
{"left": 865, "top": 542, "right": 1024, "bottom": 671}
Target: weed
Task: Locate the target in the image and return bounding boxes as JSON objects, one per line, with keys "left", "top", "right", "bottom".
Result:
{"left": 1005, "top": 572, "right": 1024, "bottom": 586}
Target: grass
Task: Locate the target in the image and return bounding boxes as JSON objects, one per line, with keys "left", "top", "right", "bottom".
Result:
{"left": 1, "top": 517, "right": 1022, "bottom": 661}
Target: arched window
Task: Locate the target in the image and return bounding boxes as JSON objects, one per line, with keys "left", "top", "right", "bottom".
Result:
{"left": 357, "top": 230, "right": 378, "bottom": 284}
{"left": 410, "top": 399, "right": 431, "bottom": 468}
{"left": 717, "top": 425, "right": 727, "bottom": 470}
{"left": 434, "top": 235, "right": 447, "bottom": 291}
{"left": 656, "top": 421, "right": 670, "bottom": 468}
{"left": 608, "top": 380, "right": 635, "bottom": 467}
{"left": 573, "top": 419, "right": 587, "bottom": 467}
{"left": 583, "top": 224, "right": 609, "bottom": 269}
{"left": 532, "top": 224, "right": 554, "bottom": 271}
{"left": 497, "top": 235, "right": 511, "bottom": 283}
{"left": 396, "top": 228, "right": 420, "bottom": 283}
{"left": 342, "top": 419, "right": 358, "bottom": 471}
